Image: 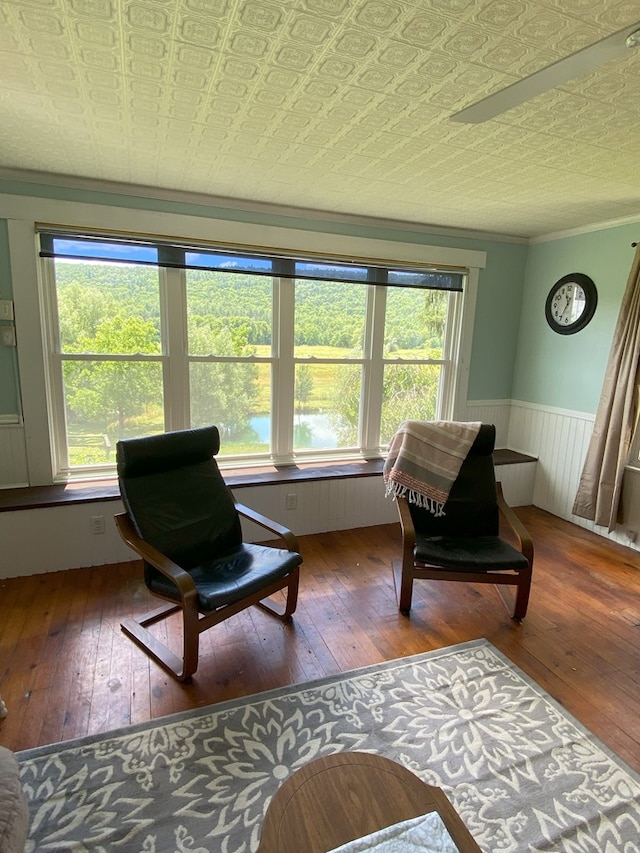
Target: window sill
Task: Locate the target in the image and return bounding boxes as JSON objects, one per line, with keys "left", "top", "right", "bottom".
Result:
{"left": 0, "top": 449, "right": 535, "bottom": 513}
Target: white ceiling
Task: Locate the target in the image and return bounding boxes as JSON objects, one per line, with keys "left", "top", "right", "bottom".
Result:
{"left": 1, "top": 0, "right": 639, "bottom": 239}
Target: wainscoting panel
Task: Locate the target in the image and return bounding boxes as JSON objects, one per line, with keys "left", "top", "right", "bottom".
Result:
{"left": 507, "top": 401, "right": 593, "bottom": 520}
{"left": 507, "top": 400, "right": 639, "bottom": 552}
{"left": 464, "top": 400, "right": 511, "bottom": 447}
{"left": 232, "top": 476, "right": 397, "bottom": 543}
{"left": 463, "top": 400, "right": 535, "bottom": 506}
{"left": 0, "top": 500, "right": 134, "bottom": 578}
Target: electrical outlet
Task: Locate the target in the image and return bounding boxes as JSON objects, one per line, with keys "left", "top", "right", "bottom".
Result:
{"left": 91, "top": 515, "right": 105, "bottom": 534}
{"left": 0, "top": 301, "right": 13, "bottom": 321}
{"left": 286, "top": 493, "right": 297, "bottom": 510}
{"left": 1, "top": 326, "right": 16, "bottom": 347}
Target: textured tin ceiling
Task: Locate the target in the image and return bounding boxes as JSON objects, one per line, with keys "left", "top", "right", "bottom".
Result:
{"left": 0, "top": 0, "right": 639, "bottom": 238}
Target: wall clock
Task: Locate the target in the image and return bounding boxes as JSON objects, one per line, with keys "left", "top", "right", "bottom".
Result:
{"left": 545, "top": 273, "right": 597, "bottom": 335}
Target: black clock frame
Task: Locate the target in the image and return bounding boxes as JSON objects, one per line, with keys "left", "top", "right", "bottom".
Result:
{"left": 545, "top": 273, "right": 597, "bottom": 335}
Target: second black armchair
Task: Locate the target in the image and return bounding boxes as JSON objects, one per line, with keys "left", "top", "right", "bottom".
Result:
{"left": 389, "top": 423, "right": 533, "bottom": 621}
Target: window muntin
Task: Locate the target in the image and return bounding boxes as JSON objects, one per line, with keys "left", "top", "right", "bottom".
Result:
{"left": 41, "top": 232, "right": 467, "bottom": 478}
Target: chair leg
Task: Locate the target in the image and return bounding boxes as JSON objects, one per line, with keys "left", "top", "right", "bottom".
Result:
{"left": 257, "top": 567, "right": 299, "bottom": 621}
{"left": 494, "top": 570, "right": 531, "bottom": 622}
{"left": 123, "top": 570, "right": 300, "bottom": 681}
{"left": 392, "top": 559, "right": 413, "bottom": 615}
{"left": 181, "top": 601, "right": 201, "bottom": 680}
{"left": 121, "top": 600, "right": 200, "bottom": 682}
{"left": 513, "top": 570, "right": 532, "bottom": 621}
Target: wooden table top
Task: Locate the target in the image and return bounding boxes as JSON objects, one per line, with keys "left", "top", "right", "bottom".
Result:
{"left": 257, "top": 751, "right": 481, "bottom": 853}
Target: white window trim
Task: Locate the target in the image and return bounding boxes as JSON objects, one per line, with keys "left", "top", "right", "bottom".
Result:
{"left": 6, "top": 197, "right": 486, "bottom": 486}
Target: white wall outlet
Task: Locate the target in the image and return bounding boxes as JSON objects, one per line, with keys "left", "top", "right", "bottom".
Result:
{"left": 91, "top": 515, "right": 105, "bottom": 534}
{"left": 1, "top": 326, "right": 16, "bottom": 347}
{"left": 286, "top": 493, "right": 297, "bottom": 510}
{"left": 0, "top": 301, "right": 13, "bottom": 321}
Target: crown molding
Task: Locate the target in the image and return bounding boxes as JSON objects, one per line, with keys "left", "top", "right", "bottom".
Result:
{"left": 532, "top": 211, "right": 640, "bottom": 244}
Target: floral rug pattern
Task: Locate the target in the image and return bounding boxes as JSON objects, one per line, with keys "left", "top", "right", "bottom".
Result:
{"left": 18, "top": 639, "right": 640, "bottom": 852}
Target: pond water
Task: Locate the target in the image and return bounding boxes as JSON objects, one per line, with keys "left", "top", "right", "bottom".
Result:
{"left": 250, "top": 413, "right": 339, "bottom": 449}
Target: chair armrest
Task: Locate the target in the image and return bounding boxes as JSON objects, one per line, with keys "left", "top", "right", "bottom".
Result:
{"left": 496, "top": 483, "right": 534, "bottom": 564}
{"left": 114, "top": 512, "right": 198, "bottom": 601}
{"left": 235, "top": 502, "right": 300, "bottom": 552}
{"left": 396, "top": 497, "right": 417, "bottom": 569}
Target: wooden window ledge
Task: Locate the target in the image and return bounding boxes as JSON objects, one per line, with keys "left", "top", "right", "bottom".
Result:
{"left": 0, "top": 450, "right": 536, "bottom": 513}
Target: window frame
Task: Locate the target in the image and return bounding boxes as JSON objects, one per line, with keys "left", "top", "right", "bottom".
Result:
{"left": 7, "top": 204, "right": 485, "bottom": 486}
{"left": 40, "top": 247, "right": 468, "bottom": 477}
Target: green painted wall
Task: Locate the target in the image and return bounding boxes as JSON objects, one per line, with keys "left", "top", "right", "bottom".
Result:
{"left": 467, "top": 240, "right": 528, "bottom": 401}
{"left": 0, "top": 179, "right": 529, "bottom": 417}
{"left": 0, "top": 219, "right": 20, "bottom": 417}
{"left": 512, "top": 223, "right": 639, "bottom": 414}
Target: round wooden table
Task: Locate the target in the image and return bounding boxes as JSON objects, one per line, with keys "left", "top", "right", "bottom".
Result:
{"left": 257, "top": 751, "right": 481, "bottom": 853}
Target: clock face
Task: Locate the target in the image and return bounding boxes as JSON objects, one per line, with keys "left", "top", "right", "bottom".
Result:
{"left": 550, "top": 282, "right": 586, "bottom": 327}
{"left": 545, "top": 273, "right": 597, "bottom": 335}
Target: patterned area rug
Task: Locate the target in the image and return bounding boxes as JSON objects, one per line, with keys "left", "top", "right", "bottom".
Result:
{"left": 18, "top": 639, "right": 640, "bottom": 852}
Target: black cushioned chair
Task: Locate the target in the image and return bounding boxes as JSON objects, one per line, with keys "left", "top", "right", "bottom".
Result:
{"left": 393, "top": 424, "right": 533, "bottom": 620}
{"left": 115, "top": 425, "right": 302, "bottom": 681}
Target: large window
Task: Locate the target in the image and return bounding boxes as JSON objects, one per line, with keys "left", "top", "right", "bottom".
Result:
{"left": 39, "top": 231, "right": 468, "bottom": 479}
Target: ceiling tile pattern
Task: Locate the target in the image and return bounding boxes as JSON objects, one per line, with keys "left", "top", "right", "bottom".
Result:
{"left": 0, "top": 0, "right": 639, "bottom": 236}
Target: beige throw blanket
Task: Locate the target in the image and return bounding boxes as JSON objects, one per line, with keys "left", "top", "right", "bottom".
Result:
{"left": 383, "top": 420, "right": 482, "bottom": 516}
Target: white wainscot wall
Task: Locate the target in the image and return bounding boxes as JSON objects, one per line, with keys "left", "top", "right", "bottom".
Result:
{"left": 0, "top": 478, "right": 399, "bottom": 579}
{"left": 465, "top": 399, "right": 534, "bottom": 508}
{"left": 507, "top": 400, "right": 640, "bottom": 553}
{"left": 1, "top": 500, "right": 134, "bottom": 578}
{"left": 235, "top": 477, "right": 397, "bottom": 542}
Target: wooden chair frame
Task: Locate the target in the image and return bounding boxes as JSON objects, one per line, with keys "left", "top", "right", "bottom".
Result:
{"left": 116, "top": 503, "right": 300, "bottom": 681}
{"left": 393, "top": 483, "right": 533, "bottom": 621}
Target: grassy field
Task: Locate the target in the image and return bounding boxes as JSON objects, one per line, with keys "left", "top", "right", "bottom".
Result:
{"left": 253, "top": 345, "right": 355, "bottom": 414}
{"left": 253, "top": 344, "right": 438, "bottom": 414}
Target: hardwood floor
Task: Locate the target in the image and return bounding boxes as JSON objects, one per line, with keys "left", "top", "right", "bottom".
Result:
{"left": 1, "top": 506, "right": 640, "bottom": 773}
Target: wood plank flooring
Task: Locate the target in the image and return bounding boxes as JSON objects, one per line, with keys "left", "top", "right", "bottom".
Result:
{"left": 1, "top": 506, "right": 640, "bottom": 774}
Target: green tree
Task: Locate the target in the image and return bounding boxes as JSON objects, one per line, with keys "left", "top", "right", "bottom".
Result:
{"left": 64, "top": 315, "right": 161, "bottom": 438}
{"left": 57, "top": 282, "right": 111, "bottom": 346}
{"left": 379, "top": 364, "right": 439, "bottom": 443}
{"left": 295, "top": 364, "right": 314, "bottom": 416}
{"left": 188, "top": 322, "right": 259, "bottom": 438}
{"left": 332, "top": 362, "right": 440, "bottom": 446}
